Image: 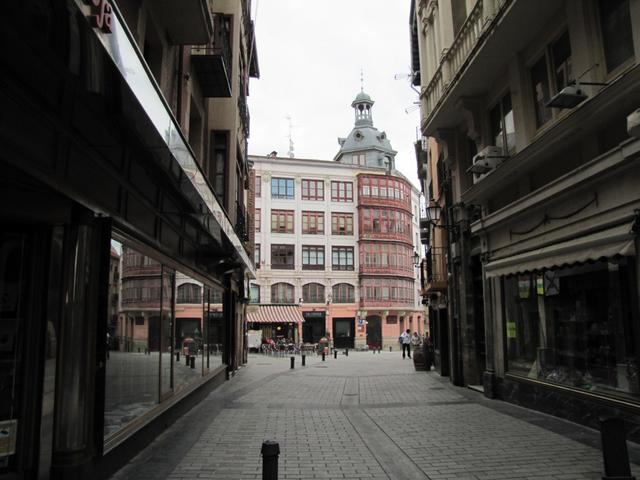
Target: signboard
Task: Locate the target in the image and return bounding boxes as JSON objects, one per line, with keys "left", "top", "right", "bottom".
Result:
{"left": 357, "top": 318, "right": 365, "bottom": 326}
{"left": 506, "top": 321, "right": 516, "bottom": 339}
{"left": 544, "top": 271, "right": 560, "bottom": 296}
{"left": 0, "top": 420, "right": 17, "bottom": 457}
{"left": 83, "top": 0, "right": 113, "bottom": 32}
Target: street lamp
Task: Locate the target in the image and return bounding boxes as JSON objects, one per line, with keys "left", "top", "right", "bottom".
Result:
{"left": 413, "top": 251, "right": 420, "bottom": 267}
{"left": 426, "top": 198, "right": 459, "bottom": 234}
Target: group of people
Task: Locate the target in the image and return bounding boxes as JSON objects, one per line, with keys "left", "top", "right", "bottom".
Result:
{"left": 399, "top": 329, "right": 434, "bottom": 369}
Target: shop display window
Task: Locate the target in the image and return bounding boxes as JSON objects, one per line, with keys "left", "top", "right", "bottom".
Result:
{"left": 504, "top": 258, "right": 640, "bottom": 400}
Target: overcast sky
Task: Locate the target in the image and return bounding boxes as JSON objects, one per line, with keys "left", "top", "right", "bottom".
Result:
{"left": 248, "top": 0, "right": 421, "bottom": 188}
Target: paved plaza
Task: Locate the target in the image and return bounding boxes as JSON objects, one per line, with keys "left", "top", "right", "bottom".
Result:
{"left": 111, "top": 351, "right": 640, "bottom": 480}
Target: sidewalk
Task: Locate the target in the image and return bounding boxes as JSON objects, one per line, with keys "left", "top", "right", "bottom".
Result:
{"left": 111, "top": 351, "right": 640, "bottom": 480}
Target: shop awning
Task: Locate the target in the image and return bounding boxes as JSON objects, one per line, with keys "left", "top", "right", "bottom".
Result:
{"left": 485, "top": 222, "right": 636, "bottom": 278}
{"left": 247, "top": 305, "right": 305, "bottom": 324}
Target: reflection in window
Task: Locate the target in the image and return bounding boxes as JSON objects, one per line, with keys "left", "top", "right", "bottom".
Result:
{"left": 505, "top": 258, "right": 639, "bottom": 400}
{"left": 177, "top": 283, "right": 202, "bottom": 304}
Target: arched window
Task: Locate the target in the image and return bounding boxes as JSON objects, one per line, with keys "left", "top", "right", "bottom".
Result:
{"left": 302, "top": 283, "right": 325, "bottom": 303}
{"left": 271, "top": 283, "right": 295, "bottom": 304}
{"left": 177, "top": 283, "right": 202, "bottom": 304}
{"left": 332, "top": 283, "right": 355, "bottom": 303}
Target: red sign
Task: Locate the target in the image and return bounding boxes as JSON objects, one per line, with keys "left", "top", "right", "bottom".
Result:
{"left": 84, "top": 0, "right": 113, "bottom": 33}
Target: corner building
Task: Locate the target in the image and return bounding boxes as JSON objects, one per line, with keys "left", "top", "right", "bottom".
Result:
{"left": 250, "top": 91, "right": 425, "bottom": 350}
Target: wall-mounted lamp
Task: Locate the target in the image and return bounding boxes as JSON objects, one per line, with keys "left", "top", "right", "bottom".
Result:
{"left": 426, "top": 199, "right": 459, "bottom": 234}
{"left": 413, "top": 251, "right": 421, "bottom": 267}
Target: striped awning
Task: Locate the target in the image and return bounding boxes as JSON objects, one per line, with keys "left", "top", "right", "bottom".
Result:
{"left": 247, "top": 305, "right": 305, "bottom": 324}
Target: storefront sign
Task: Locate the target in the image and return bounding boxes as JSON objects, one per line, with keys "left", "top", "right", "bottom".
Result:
{"left": 506, "top": 321, "right": 516, "bottom": 338}
{"left": 84, "top": 0, "right": 113, "bottom": 33}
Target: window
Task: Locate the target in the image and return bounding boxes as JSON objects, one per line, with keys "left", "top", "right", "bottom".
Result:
{"left": 599, "top": 0, "right": 634, "bottom": 73}
{"left": 331, "top": 213, "right": 353, "bottom": 235}
{"left": 302, "top": 211, "right": 324, "bottom": 234}
{"left": 271, "top": 244, "right": 294, "bottom": 269}
{"left": 301, "top": 179, "right": 324, "bottom": 200}
{"left": 210, "top": 131, "right": 228, "bottom": 204}
{"left": 271, "top": 283, "right": 294, "bottom": 304}
{"left": 489, "top": 94, "right": 515, "bottom": 154}
{"left": 332, "top": 246, "right": 354, "bottom": 271}
{"left": 254, "top": 244, "right": 260, "bottom": 269}
{"left": 302, "top": 283, "right": 325, "bottom": 303}
{"left": 352, "top": 153, "right": 366, "bottom": 165}
{"left": 530, "top": 31, "right": 573, "bottom": 128}
{"left": 505, "top": 258, "right": 638, "bottom": 401}
{"left": 332, "top": 283, "right": 355, "bottom": 303}
{"left": 255, "top": 176, "right": 261, "bottom": 197}
{"left": 302, "top": 246, "right": 325, "bottom": 270}
{"left": 249, "top": 284, "right": 260, "bottom": 304}
{"left": 331, "top": 181, "right": 353, "bottom": 202}
{"left": 255, "top": 208, "right": 261, "bottom": 232}
{"left": 271, "top": 210, "right": 294, "bottom": 233}
{"left": 271, "top": 177, "right": 294, "bottom": 199}
{"left": 177, "top": 283, "right": 202, "bottom": 304}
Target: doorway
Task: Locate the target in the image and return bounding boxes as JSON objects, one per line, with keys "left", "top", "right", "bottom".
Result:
{"left": 302, "top": 316, "right": 325, "bottom": 344}
{"left": 332, "top": 318, "right": 354, "bottom": 348}
{"left": 365, "top": 315, "right": 382, "bottom": 349}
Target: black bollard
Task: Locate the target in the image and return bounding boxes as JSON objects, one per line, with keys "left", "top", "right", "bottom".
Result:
{"left": 138, "top": 348, "right": 141, "bottom": 353}
{"left": 345, "top": 349, "right": 348, "bottom": 357}
{"left": 378, "top": 347, "right": 382, "bottom": 354}
{"left": 334, "top": 349, "right": 338, "bottom": 359}
{"left": 290, "top": 356, "right": 295, "bottom": 369}
{"left": 190, "top": 356, "right": 195, "bottom": 369}
{"left": 176, "top": 352, "right": 180, "bottom": 362}
{"left": 600, "top": 417, "right": 635, "bottom": 479}
{"left": 322, "top": 352, "right": 325, "bottom": 361}
{"left": 389, "top": 346, "right": 392, "bottom": 352}
{"left": 261, "top": 440, "right": 280, "bottom": 480}
{"left": 302, "top": 354, "right": 306, "bottom": 366}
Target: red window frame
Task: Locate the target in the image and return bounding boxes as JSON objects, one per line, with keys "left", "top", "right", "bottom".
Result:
{"left": 302, "top": 211, "right": 324, "bottom": 234}
{"left": 331, "top": 181, "right": 353, "bottom": 202}
{"left": 301, "top": 179, "right": 324, "bottom": 201}
{"left": 271, "top": 209, "right": 294, "bottom": 233}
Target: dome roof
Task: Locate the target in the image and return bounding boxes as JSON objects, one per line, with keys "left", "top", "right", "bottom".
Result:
{"left": 351, "top": 90, "right": 374, "bottom": 107}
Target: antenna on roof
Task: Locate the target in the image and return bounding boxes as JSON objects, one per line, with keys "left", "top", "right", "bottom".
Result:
{"left": 285, "top": 115, "right": 295, "bottom": 158}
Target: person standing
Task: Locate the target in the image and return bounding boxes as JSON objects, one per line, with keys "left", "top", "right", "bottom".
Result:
{"left": 400, "top": 329, "right": 411, "bottom": 359}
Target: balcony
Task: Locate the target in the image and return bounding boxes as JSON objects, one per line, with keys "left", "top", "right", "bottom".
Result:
{"left": 235, "top": 201, "right": 250, "bottom": 243}
{"left": 238, "top": 93, "right": 250, "bottom": 138}
{"left": 420, "top": 0, "right": 563, "bottom": 135}
{"left": 154, "top": 0, "right": 213, "bottom": 45}
{"left": 191, "top": 14, "right": 232, "bottom": 98}
{"left": 424, "top": 247, "right": 448, "bottom": 293}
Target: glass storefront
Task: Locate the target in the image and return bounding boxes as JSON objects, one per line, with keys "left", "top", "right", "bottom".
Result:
{"left": 104, "top": 239, "right": 226, "bottom": 440}
{"left": 505, "top": 257, "right": 639, "bottom": 400}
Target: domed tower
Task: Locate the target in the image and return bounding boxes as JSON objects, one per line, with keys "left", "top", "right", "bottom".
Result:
{"left": 335, "top": 90, "right": 397, "bottom": 169}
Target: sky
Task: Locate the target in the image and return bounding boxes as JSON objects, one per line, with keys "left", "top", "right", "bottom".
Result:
{"left": 248, "top": 0, "right": 421, "bottom": 188}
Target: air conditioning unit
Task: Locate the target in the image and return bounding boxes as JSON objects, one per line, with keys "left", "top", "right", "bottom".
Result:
{"left": 469, "top": 146, "right": 505, "bottom": 184}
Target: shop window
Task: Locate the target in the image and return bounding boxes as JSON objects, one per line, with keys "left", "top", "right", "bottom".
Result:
{"left": 302, "top": 211, "right": 324, "bottom": 234}
{"left": 271, "top": 244, "right": 294, "bottom": 269}
{"left": 271, "top": 282, "right": 295, "bottom": 303}
{"left": 331, "top": 181, "right": 353, "bottom": 202}
{"left": 331, "top": 212, "right": 353, "bottom": 235}
{"left": 271, "top": 177, "right": 294, "bottom": 199}
{"left": 332, "top": 246, "right": 354, "bottom": 271}
{"left": 598, "top": 0, "right": 634, "bottom": 73}
{"left": 504, "top": 258, "right": 639, "bottom": 400}
{"left": 249, "top": 284, "right": 260, "bottom": 303}
{"left": 301, "top": 179, "right": 324, "bottom": 200}
{"left": 271, "top": 209, "right": 294, "bottom": 233}
{"left": 332, "top": 283, "right": 355, "bottom": 303}
{"left": 302, "top": 283, "right": 325, "bottom": 303}
{"left": 302, "top": 245, "right": 325, "bottom": 270}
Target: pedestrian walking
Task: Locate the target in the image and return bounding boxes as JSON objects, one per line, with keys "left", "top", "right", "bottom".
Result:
{"left": 410, "top": 331, "right": 421, "bottom": 356}
{"left": 400, "top": 329, "right": 411, "bottom": 359}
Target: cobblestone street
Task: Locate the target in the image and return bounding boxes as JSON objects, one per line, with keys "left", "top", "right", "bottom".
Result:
{"left": 111, "top": 352, "right": 640, "bottom": 480}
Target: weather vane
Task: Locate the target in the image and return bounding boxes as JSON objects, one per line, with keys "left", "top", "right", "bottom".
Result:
{"left": 360, "top": 68, "right": 364, "bottom": 92}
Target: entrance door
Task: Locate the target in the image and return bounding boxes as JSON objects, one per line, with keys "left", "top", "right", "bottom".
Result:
{"left": 365, "top": 315, "right": 382, "bottom": 349}
{"left": 332, "top": 318, "right": 354, "bottom": 348}
{"left": 434, "top": 308, "right": 449, "bottom": 376}
{"left": 0, "top": 229, "right": 51, "bottom": 477}
{"left": 302, "top": 318, "right": 325, "bottom": 343}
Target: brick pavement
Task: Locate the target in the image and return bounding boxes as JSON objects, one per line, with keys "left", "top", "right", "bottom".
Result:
{"left": 110, "top": 351, "right": 640, "bottom": 480}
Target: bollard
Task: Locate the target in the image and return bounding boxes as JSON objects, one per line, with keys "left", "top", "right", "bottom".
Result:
{"left": 378, "top": 347, "right": 382, "bottom": 354}
{"left": 290, "top": 356, "right": 295, "bottom": 369}
{"left": 600, "top": 417, "right": 635, "bottom": 480}
{"left": 322, "top": 352, "right": 325, "bottom": 361}
{"left": 345, "top": 349, "right": 348, "bottom": 357}
{"left": 261, "top": 440, "right": 280, "bottom": 480}
{"left": 190, "top": 356, "right": 195, "bottom": 369}
{"left": 334, "top": 350, "right": 338, "bottom": 359}
{"left": 389, "top": 346, "right": 392, "bottom": 352}
{"left": 176, "top": 352, "right": 180, "bottom": 362}
{"left": 302, "top": 354, "right": 306, "bottom": 366}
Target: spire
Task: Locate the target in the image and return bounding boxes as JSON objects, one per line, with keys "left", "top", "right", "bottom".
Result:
{"left": 351, "top": 89, "right": 374, "bottom": 127}
{"left": 360, "top": 68, "right": 364, "bottom": 92}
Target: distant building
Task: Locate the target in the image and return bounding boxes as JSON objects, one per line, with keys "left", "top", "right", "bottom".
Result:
{"left": 250, "top": 91, "right": 426, "bottom": 350}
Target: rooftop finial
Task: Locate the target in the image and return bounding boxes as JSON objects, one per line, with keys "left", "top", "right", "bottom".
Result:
{"left": 360, "top": 68, "right": 364, "bottom": 92}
